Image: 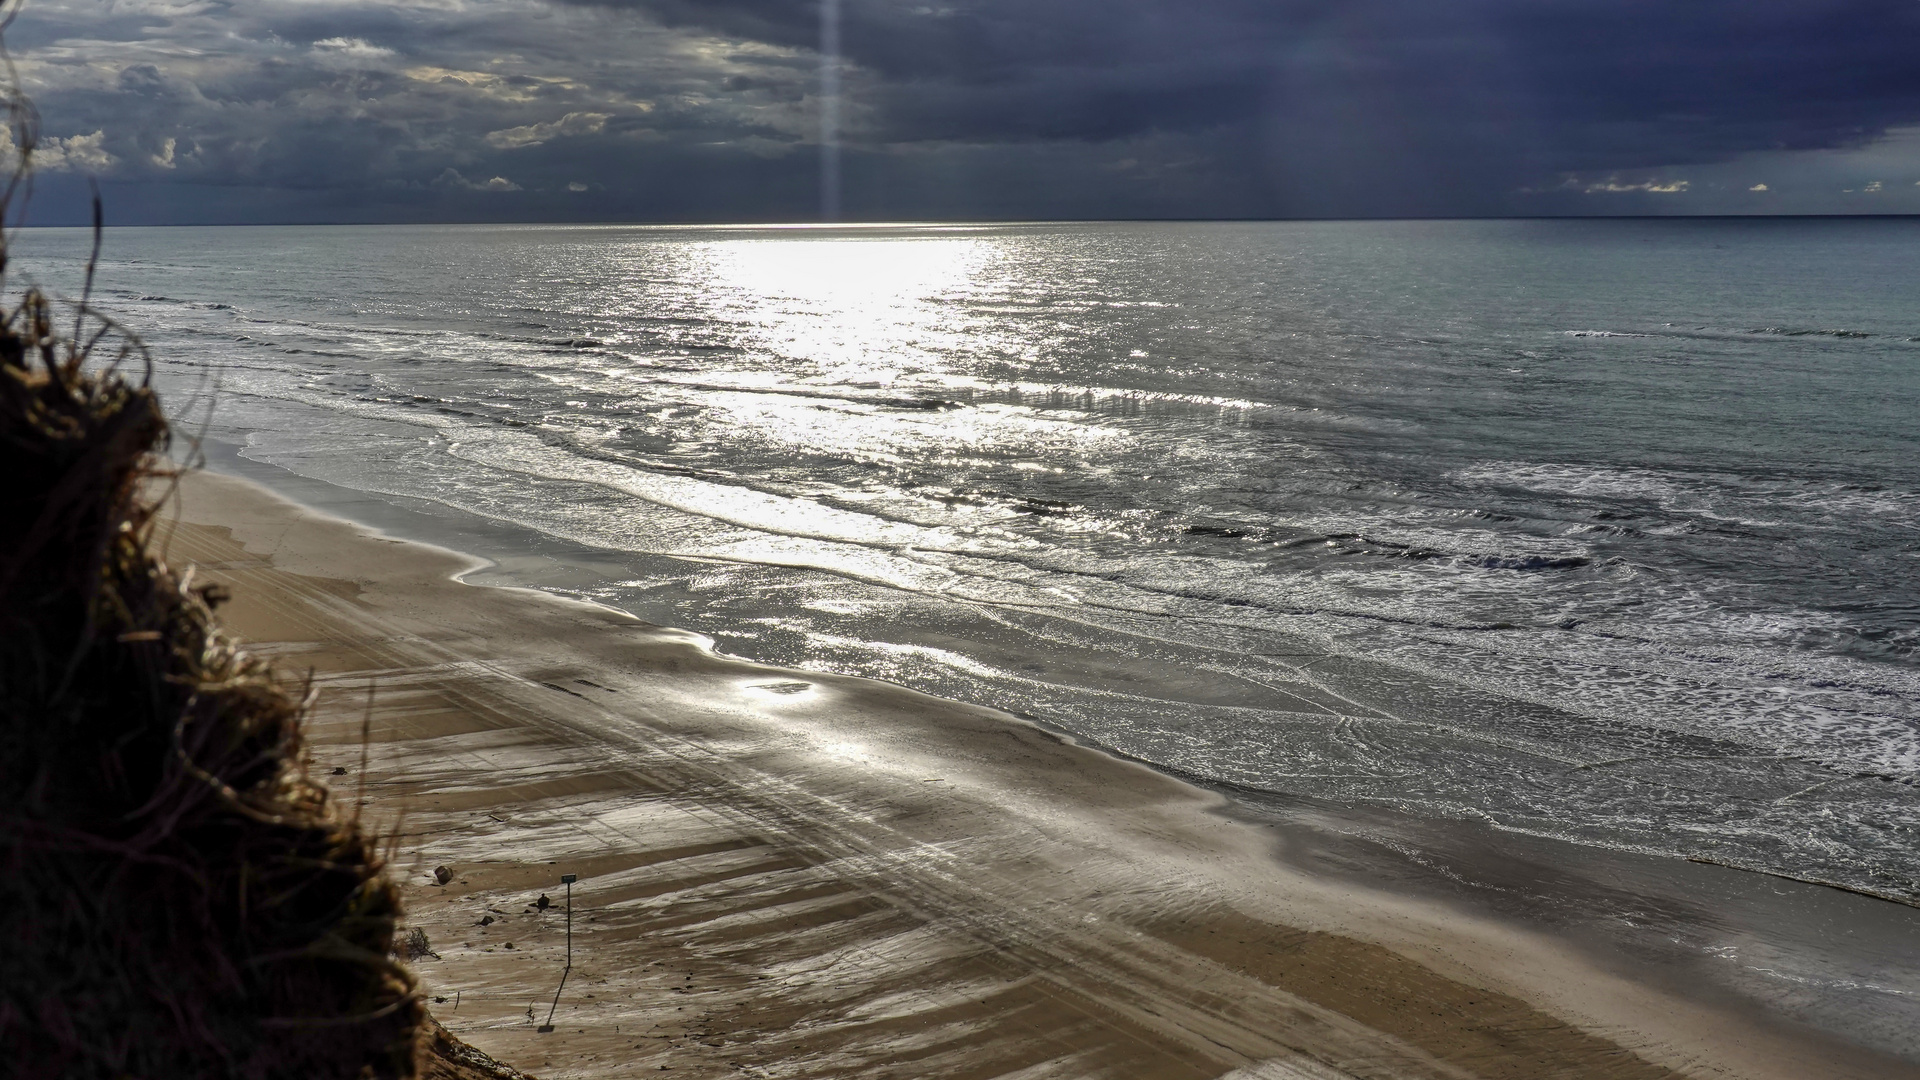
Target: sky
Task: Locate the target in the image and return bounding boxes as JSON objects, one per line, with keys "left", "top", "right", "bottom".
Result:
{"left": 8, "top": 0, "right": 1920, "bottom": 224}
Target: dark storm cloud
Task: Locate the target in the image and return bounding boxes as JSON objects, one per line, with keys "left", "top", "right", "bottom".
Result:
{"left": 582, "top": 0, "right": 1920, "bottom": 169}
{"left": 8, "top": 0, "right": 1920, "bottom": 222}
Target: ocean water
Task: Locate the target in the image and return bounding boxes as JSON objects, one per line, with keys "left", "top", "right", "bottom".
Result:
{"left": 16, "top": 218, "right": 1920, "bottom": 907}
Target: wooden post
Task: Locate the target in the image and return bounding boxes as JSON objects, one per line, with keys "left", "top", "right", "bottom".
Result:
{"left": 537, "top": 873, "right": 579, "bottom": 1033}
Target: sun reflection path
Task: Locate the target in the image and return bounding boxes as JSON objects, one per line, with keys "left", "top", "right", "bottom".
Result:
{"left": 698, "top": 234, "right": 1000, "bottom": 383}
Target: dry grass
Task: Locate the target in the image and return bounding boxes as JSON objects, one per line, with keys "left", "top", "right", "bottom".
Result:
{"left": 0, "top": 259, "right": 428, "bottom": 1077}
{"left": 0, "top": 25, "right": 507, "bottom": 1075}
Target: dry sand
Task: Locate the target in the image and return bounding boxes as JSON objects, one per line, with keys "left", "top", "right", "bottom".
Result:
{"left": 161, "top": 468, "right": 1914, "bottom": 1080}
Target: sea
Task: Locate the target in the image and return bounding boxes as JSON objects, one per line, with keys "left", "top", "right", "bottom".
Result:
{"left": 14, "top": 217, "right": 1919, "bottom": 958}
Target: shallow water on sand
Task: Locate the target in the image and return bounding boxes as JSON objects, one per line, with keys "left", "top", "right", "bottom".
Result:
{"left": 16, "top": 219, "right": 1920, "bottom": 913}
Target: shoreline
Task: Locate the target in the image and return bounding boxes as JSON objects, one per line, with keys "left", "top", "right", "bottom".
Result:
{"left": 163, "top": 465, "right": 1917, "bottom": 1080}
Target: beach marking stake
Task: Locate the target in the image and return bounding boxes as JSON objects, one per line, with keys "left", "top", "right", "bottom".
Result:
{"left": 562, "top": 874, "right": 576, "bottom": 967}
{"left": 537, "top": 873, "right": 578, "bottom": 1033}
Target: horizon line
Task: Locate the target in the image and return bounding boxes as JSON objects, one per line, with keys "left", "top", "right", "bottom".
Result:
{"left": 15, "top": 212, "right": 1920, "bottom": 230}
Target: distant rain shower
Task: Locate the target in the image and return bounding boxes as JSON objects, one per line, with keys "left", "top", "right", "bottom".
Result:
{"left": 820, "top": 0, "right": 842, "bottom": 221}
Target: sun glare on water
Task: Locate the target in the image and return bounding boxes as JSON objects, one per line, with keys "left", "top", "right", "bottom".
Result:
{"left": 698, "top": 233, "right": 998, "bottom": 381}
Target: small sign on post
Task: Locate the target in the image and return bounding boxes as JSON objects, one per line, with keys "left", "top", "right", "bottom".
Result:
{"left": 537, "top": 873, "right": 579, "bottom": 1034}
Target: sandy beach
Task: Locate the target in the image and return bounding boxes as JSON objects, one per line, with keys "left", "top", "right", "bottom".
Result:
{"left": 159, "top": 467, "right": 1915, "bottom": 1080}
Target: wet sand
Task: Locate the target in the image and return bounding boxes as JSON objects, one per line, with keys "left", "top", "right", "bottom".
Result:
{"left": 162, "top": 468, "right": 1914, "bottom": 1080}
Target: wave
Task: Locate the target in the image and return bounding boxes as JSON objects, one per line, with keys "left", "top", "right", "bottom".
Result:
{"left": 1747, "top": 326, "right": 1873, "bottom": 339}
{"left": 1652, "top": 323, "right": 1884, "bottom": 342}
{"left": 1475, "top": 554, "right": 1592, "bottom": 571}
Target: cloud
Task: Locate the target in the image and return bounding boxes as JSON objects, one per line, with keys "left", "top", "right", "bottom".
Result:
{"left": 485, "top": 112, "right": 611, "bottom": 149}
{"left": 593, "top": 0, "right": 1920, "bottom": 217}
{"left": 1584, "top": 178, "right": 1690, "bottom": 194}
{"left": 433, "top": 168, "right": 522, "bottom": 192}
{"left": 4, "top": 0, "right": 1919, "bottom": 221}
{"left": 312, "top": 36, "right": 395, "bottom": 59}
{"left": 577, "top": 0, "right": 1920, "bottom": 165}
{"left": 0, "top": 127, "right": 116, "bottom": 172}
{"left": 1749, "top": 183, "right": 1768, "bottom": 191}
